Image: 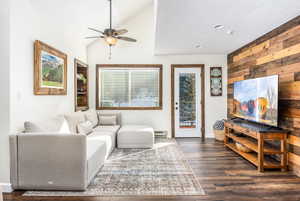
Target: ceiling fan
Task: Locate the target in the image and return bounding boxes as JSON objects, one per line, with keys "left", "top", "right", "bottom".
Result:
{"left": 85, "top": 0, "right": 137, "bottom": 46}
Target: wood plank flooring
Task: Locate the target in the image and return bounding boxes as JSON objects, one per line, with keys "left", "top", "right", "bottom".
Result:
{"left": 5, "top": 138, "right": 300, "bottom": 201}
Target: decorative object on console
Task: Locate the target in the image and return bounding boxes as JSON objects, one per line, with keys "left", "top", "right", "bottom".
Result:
{"left": 210, "top": 67, "right": 222, "bottom": 96}
{"left": 74, "top": 59, "right": 89, "bottom": 111}
{"left": 235, "top": 142, "right": 252, "bottom": 153}
{"left": 34, "top": 40, "right": 67, "bottom": 95}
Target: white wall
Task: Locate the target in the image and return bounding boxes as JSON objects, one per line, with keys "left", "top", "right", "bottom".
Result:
{"left": 0, "top": 0, "right": 88, "bottom": 187}
{"left": 87, "top": 5, "right": 227, "bottom": 138}
{"left": 10, "top": 0, "right": 87, "bottom": 132}
{"left": 0, "top": 0, "right": 11, "bottom": 185}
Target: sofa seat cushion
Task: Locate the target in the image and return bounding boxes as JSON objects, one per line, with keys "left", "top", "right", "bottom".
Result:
{"left": 93, "top": 125, "right": 121, "bottom": 133}
{"left": 86, "top": 138, "right": 106, "bottom": 160}
{"left": 86, "top": 139, "right": 106, "bottom": 183}
{"left": 88, "top": 131, "right": 116, "bottom": 158}
{"left": 117, "top": 125, "right": 154, "bottom": 148}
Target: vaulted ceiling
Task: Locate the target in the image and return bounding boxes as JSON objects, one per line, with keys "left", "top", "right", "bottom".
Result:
{"left": 29, "top": 0, "right": 152, "bottom": 46}
{"left": 29, "top": 0, "right": 300, "bottom": 55}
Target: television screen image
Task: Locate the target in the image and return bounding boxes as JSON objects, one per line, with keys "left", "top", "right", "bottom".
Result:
{"left": 233, "top": 75, "right": 278, "bottom": 127}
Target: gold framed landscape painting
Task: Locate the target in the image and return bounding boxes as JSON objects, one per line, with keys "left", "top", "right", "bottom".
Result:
{"left": 34, "top": 40, "right": 67, "bottom": 95}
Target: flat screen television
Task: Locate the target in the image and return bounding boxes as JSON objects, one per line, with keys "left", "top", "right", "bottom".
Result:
{"left": 233, "top": 75, "right": 279, "bottom": 127}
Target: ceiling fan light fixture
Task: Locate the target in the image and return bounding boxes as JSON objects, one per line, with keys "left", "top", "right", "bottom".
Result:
{"left": 214, "top": 24, "right": 224, "bottom": 30}
{"left": 104, "top": 36, "right": 118, "bottom": 46}
{"left": 227, "top": 30, "right": 234, "bottom": 35}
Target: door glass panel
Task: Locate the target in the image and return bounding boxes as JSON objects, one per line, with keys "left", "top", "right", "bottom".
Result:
{"left": 179, "top": 73, "right": 196, "bottom": 128}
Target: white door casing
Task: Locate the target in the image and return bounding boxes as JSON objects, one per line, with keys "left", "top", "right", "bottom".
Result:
{"left": 174, "top": 68, "right": 202, "bottom": 137}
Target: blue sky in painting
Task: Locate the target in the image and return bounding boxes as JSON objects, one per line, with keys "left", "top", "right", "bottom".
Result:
{"left": 234, "top": 79, "right": 258, "bottom": 103}
{"left": 41, "top": 51, "right": 60, "bottom": 63}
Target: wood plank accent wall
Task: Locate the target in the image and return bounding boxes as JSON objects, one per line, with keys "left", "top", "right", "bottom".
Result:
{"left": 227, "top": 15, "right": 300, "bottom": 175}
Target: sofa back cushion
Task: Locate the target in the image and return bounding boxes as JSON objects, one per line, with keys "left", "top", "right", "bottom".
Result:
{"left": 64, "top": 112, "right": 85, "bottom": 133}
{"left": 24, "top": 116, "right": 69, "bottom": 133}
{"left": 77, "top": 121, "right": 93, "bottom": 135}
{"left": 84, "top": 110, "right": 98, "bottom": 128}
{"left": 99, "top": 115, "right": 117, "bottom": 126}
{"left": 98, "top": 112, "right": 122, "bottom": 125}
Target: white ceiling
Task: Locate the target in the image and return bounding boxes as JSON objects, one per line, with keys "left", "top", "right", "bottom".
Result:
{"left": 29, "top": 0, "right": 152, "bottom": 46}
{"left": 155, "top": 0, "right": 300, "bottom": 55}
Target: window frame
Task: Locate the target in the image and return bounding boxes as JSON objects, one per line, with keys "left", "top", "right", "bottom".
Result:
{"left": 96, "top": 64, "right": 163, "bottom": 110}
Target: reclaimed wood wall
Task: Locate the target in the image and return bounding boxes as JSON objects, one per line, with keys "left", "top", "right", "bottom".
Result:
{"left": 227, "top": 16, "right": 300, "bottom": 175}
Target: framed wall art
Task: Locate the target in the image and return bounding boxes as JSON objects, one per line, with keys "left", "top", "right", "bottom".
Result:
{"left": 210, "top": 67, "right": 222, "bottom": 96}
{"left": 34, "top": 40, "right": 67, "bottom": 95}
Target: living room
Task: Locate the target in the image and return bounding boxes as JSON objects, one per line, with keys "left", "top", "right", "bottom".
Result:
{"left": 0, "top": 0, "right": 300, "bottom": 200}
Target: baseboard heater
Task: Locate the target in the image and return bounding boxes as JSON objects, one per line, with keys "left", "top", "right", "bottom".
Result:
{"left": 154, "top": 130, "right": 168, "bottom": 137}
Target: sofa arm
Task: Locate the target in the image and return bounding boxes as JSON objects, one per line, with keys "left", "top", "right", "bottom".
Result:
{"left": 10, "top": 134, "right": 87, "bottom": 190}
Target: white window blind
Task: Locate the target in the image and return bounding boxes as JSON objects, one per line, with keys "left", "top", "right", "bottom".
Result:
{"left": 99, "top": 68, "right": 160, "bottom": 108}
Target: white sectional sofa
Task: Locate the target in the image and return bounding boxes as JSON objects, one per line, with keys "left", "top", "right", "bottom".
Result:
{"left": 9, "top": 110, "right": 121, "bottom": 191}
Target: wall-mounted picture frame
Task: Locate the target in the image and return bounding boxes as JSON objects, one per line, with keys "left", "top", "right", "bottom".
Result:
{"left": 210, "top": 67, "right": 222, "bottom": 96}
{"left": 34, "top": 40, "right": 67, "bottom": 95}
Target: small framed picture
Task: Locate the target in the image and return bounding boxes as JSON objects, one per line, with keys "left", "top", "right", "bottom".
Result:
{"left": 34, "top": 40, "right": 67, "bottom": 95}
{"left": 210, "top": 67, "right": 222, "bottom": 96}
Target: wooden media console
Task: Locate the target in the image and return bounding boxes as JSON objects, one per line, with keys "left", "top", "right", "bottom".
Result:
{"left": 224, "top": 119, "right": 288, "bottom": 172}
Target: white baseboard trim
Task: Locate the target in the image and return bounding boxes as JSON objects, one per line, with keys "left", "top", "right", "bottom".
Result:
{"left": 0, "top": 183, "right": 13, "bottom": 193}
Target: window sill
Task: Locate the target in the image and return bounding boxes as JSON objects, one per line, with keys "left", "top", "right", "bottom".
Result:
{"left": 96, "top": 106, "right": 163, "bottom": 110}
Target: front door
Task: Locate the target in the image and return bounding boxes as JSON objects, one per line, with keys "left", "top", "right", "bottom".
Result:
{"left": 174, "top": 67, "right": 202, "bottom": 137}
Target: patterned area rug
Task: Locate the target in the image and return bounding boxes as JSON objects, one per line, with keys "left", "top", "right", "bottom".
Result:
{"left": 24, "top": 138, "right": 205, "bottom": 196}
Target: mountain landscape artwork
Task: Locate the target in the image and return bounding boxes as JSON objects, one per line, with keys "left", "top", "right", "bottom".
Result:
{"left": 41, "top": 51, "right": 64, "bottom": 88}
{"left": 34, "top": 40, "right": 67, "bottom": 95}
{"left": 233, "top": 75, "right": 278, "bottom": 126}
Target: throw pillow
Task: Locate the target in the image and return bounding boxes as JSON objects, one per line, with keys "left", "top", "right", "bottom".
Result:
{"left": 99, "top": 115, "right": 117, "bottom": 125}
{"left": 64, "top": 111, "right": 85, "bottom": 133}
{"left": 84, "top": 110, "right": 99, "bottom": 128}
{"left": 77, "top": 121, "right": 93, "bottom": 135}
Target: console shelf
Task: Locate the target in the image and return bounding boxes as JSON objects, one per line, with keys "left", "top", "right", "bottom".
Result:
{"left": 224, "top": 119, "right": 288, "bottom": 172}
{"left": 226, "top": 143, "right": 281, "bottom": 169}
{"left": 226, "top": 133, "right": 282, "bottom": 154}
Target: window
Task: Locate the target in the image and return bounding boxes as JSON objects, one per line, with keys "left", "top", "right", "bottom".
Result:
{"left": 96, "top": 65, "right": 162, "bottom": 110}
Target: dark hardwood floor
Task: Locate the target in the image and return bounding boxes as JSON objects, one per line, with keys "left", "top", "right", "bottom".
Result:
{"left": 5, "top": 138, "right": 300, "bottom": 201}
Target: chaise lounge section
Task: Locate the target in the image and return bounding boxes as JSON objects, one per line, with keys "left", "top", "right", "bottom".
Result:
{"left": 118, "top": 125, "right": 154, "bottom": 148}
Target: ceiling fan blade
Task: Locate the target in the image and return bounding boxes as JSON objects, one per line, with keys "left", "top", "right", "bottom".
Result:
{"left": 85, "top": 36, "right": 104, "bottom": 39}
{"left": 114, "top": 29, "right": 128, "bottom": 35}
{"left": 88, "top": 27, "right": 104, "bottom": 34}
{"left": 117, "top": 36, "right": 137, "bottom": 42}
